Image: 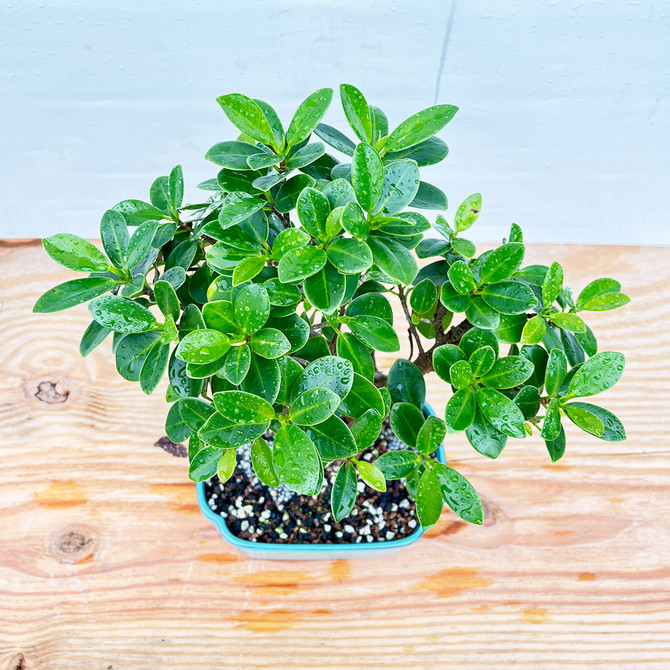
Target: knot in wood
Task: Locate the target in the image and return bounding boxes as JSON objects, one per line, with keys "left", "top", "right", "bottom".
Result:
{"left": 50, "top": 525, "right": 97, "bottom": 564}
{"left": 34, "top": 380, "right": 69, "bottom": 404}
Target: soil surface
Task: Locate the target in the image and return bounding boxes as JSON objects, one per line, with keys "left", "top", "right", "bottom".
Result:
{"left": 204, "top": 420, "right": 420, "bottom": 544}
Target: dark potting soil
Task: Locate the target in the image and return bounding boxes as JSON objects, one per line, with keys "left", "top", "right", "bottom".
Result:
{"left": 204, "top": 419, "right": 420, "bottom": 544}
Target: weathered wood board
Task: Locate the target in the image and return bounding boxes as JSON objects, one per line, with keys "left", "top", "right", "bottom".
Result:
{"left": 0, "top": 240, "right": 668, "bottom": 669}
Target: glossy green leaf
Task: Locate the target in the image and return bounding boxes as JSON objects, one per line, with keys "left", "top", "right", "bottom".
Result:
{"left": 521, "top": 314, "right": 546, "bottom": 345}
{"left": 579, "top": 292, "right": 630, "bottom": 312}
{"left": 100, "top": 209, "right": 130, "bottom": 270}
{"left": 305, "top": 415, "right": 358, "bottom": 462}
{"left": 433, "top": 462, "right": 483, "bottom": 524}
{"left": 303, "top": 262, "right": 346, "bottom": 314}
{"left": 341, "top": 201, "right": 369, "bottom": 240}
{"left": 385, "top": 135, "right": 449, "bottom": 166}
{"left": 326, "top": 238, "right": 373, "bottom": 274}
{"left": 390, "top": 401, "right": 424, "bottom": 448}
{"left": 468, "top": 346, "right": 496, "bottom": 377}
{"left": 481, "top": 280, "right": 537, "bottom": 315}
{"left": 569, "top": 351, "right": 625, "bottom": 397}
{"left": 477, "top": 387, "right": 526, "bottom": 438}
{"left": 565, "top": 402, "right": 625, "bottom": 442}
{"left": 432, "top": 344, "right": 466, "bottom": 383}
{"left": 542, "top": 261, "right": 564, "bottom": 307}
{"left": 112, "top": 199, "right": 165, "bottom": 227}
{"left": 350, "top": 407, "right": 383, "bottom": 449}
{"left": 374, "top": 160, "right": 421, "bottom": 215}
{"left": 338, "top": 372, "right": 385, "bottom": 419}
{"left": 274, "top": 174, "right": 316, "bottom": 213}
{"left": 346, "top": 292, "right": 393, "bottom": 324}
{"left": 216, "top": 93, "right": 276, "bottom": 146}
{"left": 115, "top": 332, "right": 161, "bottom": 381}
{"left": 285, "top": 142, "right": 325, "bottom": 170}
{"left": 214, "top": 448, "right": 236, "bottom": 484}
{"left": 479, "top": 243, "right": 525, "bottom": 284}
{"left": 188, "top": 445, "right": 223, "bottom": 482}
{"left": 415, "top": 467, "right": 443, "bottom": 530}
{"left": 212, "top": 389, "right": 275, "bottom": 424}
{"left": 410, "top": 278, "right": 438, "bottom": 314}
{"left": 460, "top": 328, "right": 499, "bottom": 358}
{"left": 79, "top": 320, "right": 111, "bottom": 357}
{"left": 165, "top": 401, "right": 191, "bottom": 444}
{"left": 331, "top": 461, "right": 358, "bottom": 522}
{"left": 297, "top": 187, "right": 330, "bottom": 238}
{"left": 465, "top": 296, "right": 500, "bottom": 330}
{"left": 234, "top": 283, "right": 270, "bottom": 333}
{"left": 286, "top": 87, "right": 333, "bottom": 147}
{"left": 563, "top": 402, "right": 605, "bottom": 437}
{"left": 445, "top": 388, "right": 477, "bottom": 431}
{"left": 178, "top": 398, "right": 215, "bottom": 432}
{"left": 34, "top": 277, "right": 119, "bottom": 314}
{"left": 367, "top": 236, "right": 418, "bottom": 285}
{"left": 340, "top": 84, "right": 371, "bottom": 142}
{"left": 576, "top": 278, "right": 621, "bottom": 309}
{"left": 276, "top": 355, "right": 303, "bottom": 405}
{"left": 514, "top": 385, "right": 541, "bottom": 421}
{"left": 351, "top": 142, "right": 383, "bottom": 212}
{"left": 89, "top": 295, "right": 156, "bottom": 333}
{"left": 481, "top": 356, "right": 534, "bottom": 389}
{"left": 545, "top": 424, "right": 566, "bottom": 462}
{"left": 410, "top": 181, "right": 448, "bottom": 210}
{"left": 356, "top": 460, "right": 386, "bottom": 492}
{"left": 241, "top": 352, "right": 280, "bottom": 403}
{"left": 139, "top": 341, "right": 169, "bottom": 394}
{"left": 43, "top": 233, "right": 111, "bottom": 273}
{"left": 345, "top": 314, "right": 400, "bottom": 352}
{"left": 277, "top": 246, "right": 327, "bottom": 284}
{"left": 549, "top": 311, "right": 587, "bottom": 334}
{"left": 265, "top": 313, "right": 309, "bottom": 353}
{"left": 249, "top": 327, "right": 291, "bottom": 359}
{"left": 375, "top": 450, "right": 420, "bottom": 480}
{"left": 264, "top": 278, "right": 301, "bottom": 306}
{"left": 205, "top": 141, "right": 262, "bottom": 170}
{"left": 272, "top": 228, "right": 311, "bottom": 261}
{"left": 336, "top": 332, "right": 375, "bottom": 381}
{"left": 448, "top": 260, "right": 475, "bottom": 295}
{"left": 465, "top": 407, "right": 508, "bottom": 459}
{"left": 540, "top": 398, "right": 562, "bottom": 441}
{"left": 385, "top": 104, "right": 458, "bottom": 152}
{"left": 273, "top": 424, "right": 323, "bottom": 495}
{"left": 290, "top": 387, "right": 340, "bottom": 425}
{"left": 314, "top": 123, "right": 356, "bottom": 156}
{"left": 176, "top": 329, "right": 230, "bottom": 364}
{"left": 454, "top": 193, "right": 482, "bottom": 232}
{"left": 449, "top": 359, "right": 473, "bottom": 390}
{"left": 416, "top": 415, "right": 446, "bottom": 455}
{"left": 232, "top": 256, "right": 266, "bottom": 286}
{"left": 292, "top": 355, "right": 354, "bottom": 400}
{"left": 218, "top": 197, "right": 265, "bottom": 229}
{"left": 388, "top": 358, "right": 426, "bottom": 409}
{"left": 153, "top": 280, "right": 179, "bottom": 321}
{"left": 250, "top": 437, "right": 280, "bottom": 486}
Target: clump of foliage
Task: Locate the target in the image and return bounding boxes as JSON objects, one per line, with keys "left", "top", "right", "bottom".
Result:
{"left": 34, "top": 84, "right": 629, "bottom": 531}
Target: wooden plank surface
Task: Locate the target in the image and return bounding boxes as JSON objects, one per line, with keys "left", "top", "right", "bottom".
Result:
{"left": 0, "top": 239, "right": 669, "bottom": 670}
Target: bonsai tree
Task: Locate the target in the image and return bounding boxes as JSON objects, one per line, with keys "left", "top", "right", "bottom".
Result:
{"left": 34, "top": 84, "right": 629, "bottom": 531}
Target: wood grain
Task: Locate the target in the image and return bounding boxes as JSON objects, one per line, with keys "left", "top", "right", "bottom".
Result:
{"left": 1, "top": 240, "right": 669, "bottom": 670}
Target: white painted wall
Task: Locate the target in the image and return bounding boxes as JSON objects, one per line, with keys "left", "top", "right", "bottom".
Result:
{"left": 1, "top": 1, "right": 668, "bottom": 244}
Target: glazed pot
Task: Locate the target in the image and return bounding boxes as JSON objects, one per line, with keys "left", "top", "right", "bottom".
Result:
{"left": 197, "top": 404, "right": 445, "bottom": 560}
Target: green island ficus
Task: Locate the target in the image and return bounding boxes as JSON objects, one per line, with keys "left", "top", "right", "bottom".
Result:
{"left": 34, "top": 84, "right": 630, "bottom": 531}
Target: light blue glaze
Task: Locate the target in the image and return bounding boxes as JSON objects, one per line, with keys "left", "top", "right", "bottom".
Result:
{"left": 196, "top": 403, "right": 446, "bottom": 560}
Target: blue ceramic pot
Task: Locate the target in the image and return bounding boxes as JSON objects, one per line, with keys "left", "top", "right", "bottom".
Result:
{"left": 196, "top": 403, "right": 445, "bottom": 560}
